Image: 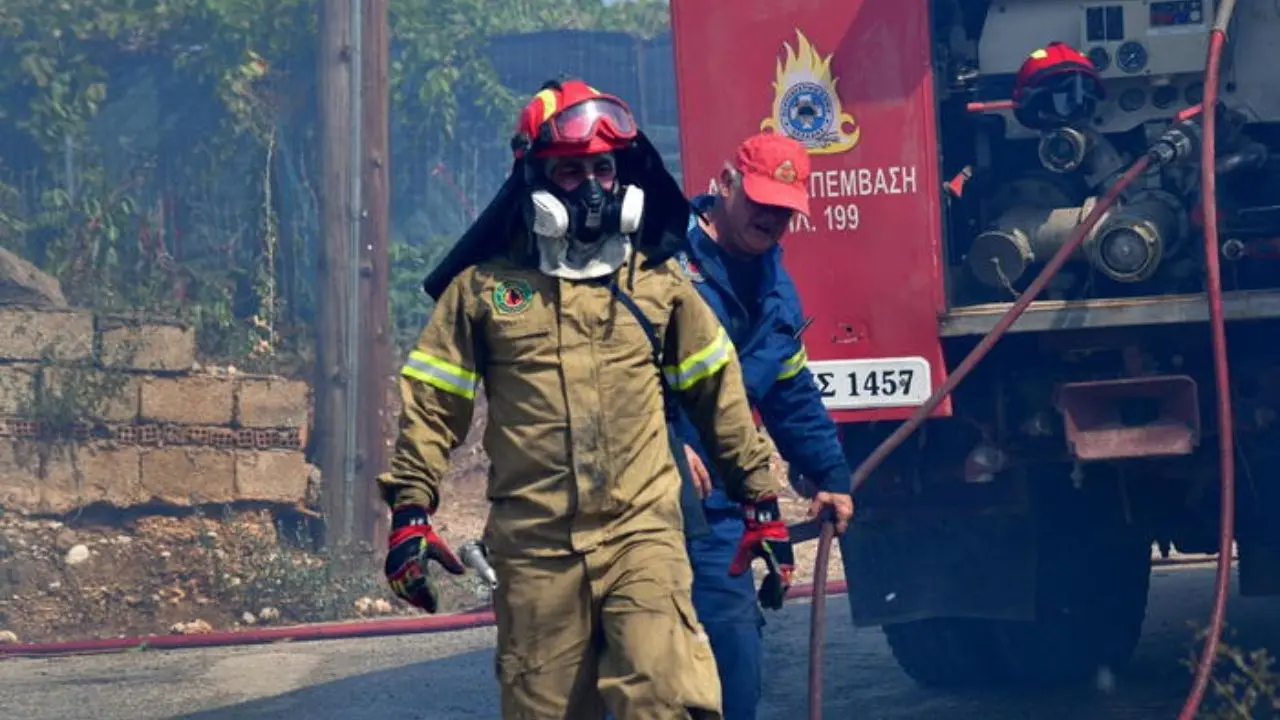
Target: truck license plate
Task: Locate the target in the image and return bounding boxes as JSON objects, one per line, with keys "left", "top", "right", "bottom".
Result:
{"left": 808, "top": 357, "right": 933, "bottom": 410}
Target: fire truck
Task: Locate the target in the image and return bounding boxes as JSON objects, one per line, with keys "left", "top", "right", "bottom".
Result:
{"left": 671, "top": 0, "right": 1280, "bottom": 687}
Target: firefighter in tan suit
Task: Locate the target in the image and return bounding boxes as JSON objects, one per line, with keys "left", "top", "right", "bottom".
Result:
{"left": 378, "top": 78, "right": 788, "bottom": 719}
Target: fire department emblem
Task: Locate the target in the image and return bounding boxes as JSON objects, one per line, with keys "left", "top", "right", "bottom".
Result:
{"left": 774, "top": 160, "right": 798, "bottom": 184}
{"left": 492, "top": 278, "right": 533, "bottom": 315}
{"left": 676, "top": 251, "right": 705, "bottom": 283}
{"left": 760, "top": 29, "right": 861, "bottom": 156}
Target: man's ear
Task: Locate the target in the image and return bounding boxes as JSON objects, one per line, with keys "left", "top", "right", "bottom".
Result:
{"left": 717, "top": 167, "right": 735, "bottom": 200}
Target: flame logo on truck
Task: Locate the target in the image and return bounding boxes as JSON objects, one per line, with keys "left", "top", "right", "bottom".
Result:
{"left": 760, "top": 30, "right": 860, "bottom": 156}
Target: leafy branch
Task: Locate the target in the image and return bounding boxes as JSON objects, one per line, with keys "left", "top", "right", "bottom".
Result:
{"left": 0, "top": 0, "right": 672, "bottom": 369}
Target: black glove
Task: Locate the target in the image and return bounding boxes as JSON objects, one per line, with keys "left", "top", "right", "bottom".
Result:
{"left": 384, "top": 504, "right": 465, "bottom": 613}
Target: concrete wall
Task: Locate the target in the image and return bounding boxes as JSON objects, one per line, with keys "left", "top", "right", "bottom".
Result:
{"left": 0, "top": 305, "right": 312, "bottom": 515}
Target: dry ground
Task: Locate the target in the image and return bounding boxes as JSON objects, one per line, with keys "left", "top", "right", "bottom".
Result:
{"left": 0, "top": 563, "right": 1268, "bottom": 719}
{"left": 0, "top": 398, "right": 832, "bottom": 645}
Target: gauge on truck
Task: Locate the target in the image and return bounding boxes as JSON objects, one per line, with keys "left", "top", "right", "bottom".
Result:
{"left": 1087, "top": 46, "right": 1111, "bottom": 72}
{"left": 1116, "top": 41, "right": 1149, "bottom": 74}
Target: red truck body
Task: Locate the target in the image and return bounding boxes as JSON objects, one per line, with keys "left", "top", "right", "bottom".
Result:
{"left": 671, "top": 0, "right": 952, "bottom": 422}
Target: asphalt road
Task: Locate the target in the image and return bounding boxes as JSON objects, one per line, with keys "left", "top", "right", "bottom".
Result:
{"left": 0, "top": 562, "right": 1273, "bottom": 720}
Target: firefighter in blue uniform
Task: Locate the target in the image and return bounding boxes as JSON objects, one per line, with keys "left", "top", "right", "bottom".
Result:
{"left": 674, "top": 132, "right": 855, "bottom": 720}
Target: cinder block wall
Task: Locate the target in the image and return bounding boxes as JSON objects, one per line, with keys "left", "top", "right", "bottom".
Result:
{"left": 0, "top": 306, "right": 313, "bottom": 515}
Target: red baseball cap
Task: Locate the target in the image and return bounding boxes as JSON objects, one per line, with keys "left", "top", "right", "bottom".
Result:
{"left": 734, "top": 132, "right": 811, "bottom": 216}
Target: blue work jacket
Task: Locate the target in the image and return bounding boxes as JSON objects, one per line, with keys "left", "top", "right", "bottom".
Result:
{"left": 673, "top": 195, "right": 851, "bottom": 511}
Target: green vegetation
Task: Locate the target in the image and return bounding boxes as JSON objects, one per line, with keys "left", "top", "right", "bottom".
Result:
{"left": 0, "top": 0, "right": 672, "bottom": 365}
{"left": 1188, "top": 625, "right": 1280, "bottom": 718}
{"left": 27, "top": 363, "right": 133, "bottom": 442}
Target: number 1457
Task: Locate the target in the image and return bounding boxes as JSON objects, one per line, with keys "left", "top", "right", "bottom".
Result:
{"left": 816, "top": 368, "right": 915, "bottom": 398}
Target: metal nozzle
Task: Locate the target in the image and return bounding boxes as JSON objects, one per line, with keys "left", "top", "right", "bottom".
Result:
{"left": 459, "top": 540, "right": 499, "bottom": 590}
{"left": 1038, "top": 127, "right": 1091, "bottom": 174}
{"left": 1147, "top": 120, "right": 1200, "bottom": 167}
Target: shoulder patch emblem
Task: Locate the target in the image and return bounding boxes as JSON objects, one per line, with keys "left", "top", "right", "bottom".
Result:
{"left": 676, "top": 251, "right": 705, "bottom": 283}
{"left": 492, "top": 278, "right": 534, "bottom": 315}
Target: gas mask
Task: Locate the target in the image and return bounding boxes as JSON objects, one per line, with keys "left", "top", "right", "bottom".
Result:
{"left": 528, "top": 180, "right": 645, "bottom": 245}
{"left": 527, "top": 179, "right": 643, "bottom": 280}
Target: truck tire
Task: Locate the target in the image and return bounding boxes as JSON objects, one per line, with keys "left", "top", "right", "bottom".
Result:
{"left": 989, "top": 529, "right": 1152, "bottom": 684}
{"left": 884, "top": 466, "right": 1152, "bottom": 689}
{"left": 883, "top": 617, "right": 1004, "bottom": 687}
{"left": 989, "top": 467, "right": 1154, "bottom": 686}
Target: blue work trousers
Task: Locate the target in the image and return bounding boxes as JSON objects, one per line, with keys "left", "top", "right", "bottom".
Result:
{"left": 688, "top": 505, "right": 765, "bottom": 720}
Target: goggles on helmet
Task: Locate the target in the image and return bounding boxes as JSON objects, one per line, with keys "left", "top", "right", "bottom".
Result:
{"left": 541, "top": 97, "right": 638, "bottom": 147}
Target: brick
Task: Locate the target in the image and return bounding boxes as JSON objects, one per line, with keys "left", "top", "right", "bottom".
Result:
{"left": 140, "top": 376, "right": 235, "bottom": 425}
{"left": 41, "top": 367, "right": 140, "bottom": 423}
{"left": 236, "top": 377, "right": 310, "bottom": 428}
{"left": 0, "top": 441, "right": 143, "bottom": 514}
{"left": 0, "top": 440, "right": 42, "bottom": 512}
{"left": 235, "top": 450, "right": 309, "bottom": 503}
{"left": 0, "top": 307, "right": 93, "bottom": 361}
{"left": 140, "top": 446, "right": 236, "bottom": 505}
{"left": 42, "top": 443, "right": 144, "bottom": 512}
{"left": 0, "top": 365, "right": 36, "bottom": 416}
{"left": 99, "top": 319, "right": 195, "bottom": 372}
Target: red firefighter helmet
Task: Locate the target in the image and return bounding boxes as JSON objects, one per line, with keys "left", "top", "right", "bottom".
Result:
{"left": 1011, "top": 41, "right": 1106, "bottom": 130}
{"left": 512, "top": 78, "right": 639, "bottom": 160}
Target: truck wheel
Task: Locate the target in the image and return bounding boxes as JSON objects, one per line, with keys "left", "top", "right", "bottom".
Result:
{"left": 883, "top": 617, "right": 1003, "bottom": 687}
{"left": 989, "top": 469, "right": 1154, "bottom": 685}
{"left": 991, "top": 532, "right": 1151, "bottom": 685}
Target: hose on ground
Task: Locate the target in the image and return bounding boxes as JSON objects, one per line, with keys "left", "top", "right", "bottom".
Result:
{"left": 0, "top": 580, "right": 851, "bottom": 660}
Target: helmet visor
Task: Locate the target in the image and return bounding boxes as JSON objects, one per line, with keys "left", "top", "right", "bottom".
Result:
{"left": 548, "top": 97, "right": 638, "bottom": 144}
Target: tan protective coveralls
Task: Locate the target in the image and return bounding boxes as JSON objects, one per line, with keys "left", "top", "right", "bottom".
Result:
{"left": 378, "top": 245, "right": 782, "bottom": 719}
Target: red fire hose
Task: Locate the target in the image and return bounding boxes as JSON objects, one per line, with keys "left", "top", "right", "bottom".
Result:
{"left": 0, "top": 607, "right": 501, "bottom": 658}
{"left": 0, "top": 581, "right": 848, "bottom": 659}
{"left": 1176, "top": 1, "right": 1237, "bottom": 716}
{"left": 805, "top": 3, "right": 1239, "bottom": 717}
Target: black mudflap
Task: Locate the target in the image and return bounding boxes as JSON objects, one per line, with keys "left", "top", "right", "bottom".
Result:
{"left": 839, "top": 511, "right": 1037, "bottom": 628}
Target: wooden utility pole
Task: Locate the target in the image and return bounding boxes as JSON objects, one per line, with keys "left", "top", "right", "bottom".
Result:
{"left": 316, "top": 0, "right": 355, "bottom": 546}
{"left": 359, "top": 0, "right": 393, "bottom": 545}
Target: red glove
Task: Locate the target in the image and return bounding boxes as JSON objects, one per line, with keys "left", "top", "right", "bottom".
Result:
{"left": 384, "top": 504, "right": 465, "bottom": 613}
{"left": 728, "top": 495, "right": 796, "bottom": 610}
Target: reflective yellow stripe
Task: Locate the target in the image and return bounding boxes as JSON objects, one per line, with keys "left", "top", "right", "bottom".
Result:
{"left": 401, "top": 350, "right": 479, "bottom": 400}
{"left": 664, "top": 328, "right": 733, "bottom": 391}
{"left": 535, "top": 89, "right": 558, "bottom": 122}
{"left": 777, "top": 347, "right": 808, "bottom": 381}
